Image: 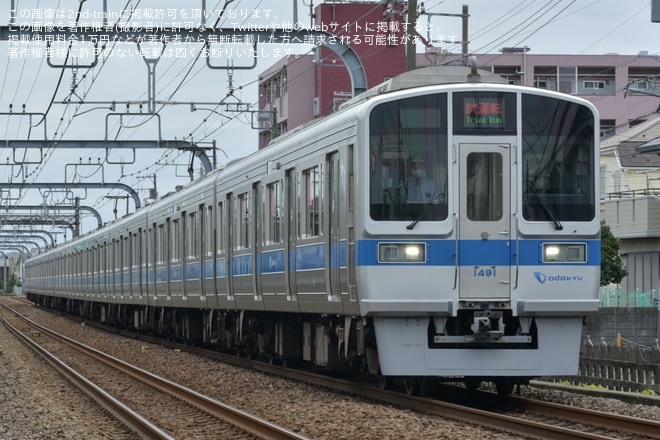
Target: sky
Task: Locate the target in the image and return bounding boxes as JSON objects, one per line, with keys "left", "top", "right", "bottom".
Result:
{"left": 0, "top": 0, "right": 658, "bottom": 241}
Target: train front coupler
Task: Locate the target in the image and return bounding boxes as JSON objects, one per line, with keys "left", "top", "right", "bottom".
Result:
{"left": 469, "top": 310, "right": 504, "bottom": 341}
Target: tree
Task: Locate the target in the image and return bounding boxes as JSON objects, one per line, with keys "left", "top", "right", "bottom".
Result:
{"left": 600, "top": 221, "right": 627, "bottom": 286}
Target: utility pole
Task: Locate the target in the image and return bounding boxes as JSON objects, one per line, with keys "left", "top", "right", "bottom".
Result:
{"left": 462, "top": 5, "right": 469, "bottom": 66}
{"left": 406, "top": 0, "right": 417, "bottom": 71}
{"left": 420, "top": 5, "right": 469, "bottom": 65}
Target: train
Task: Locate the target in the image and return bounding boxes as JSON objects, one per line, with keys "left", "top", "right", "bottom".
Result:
{"left": 23, "top": 65, "right": 601, "bottom": 395}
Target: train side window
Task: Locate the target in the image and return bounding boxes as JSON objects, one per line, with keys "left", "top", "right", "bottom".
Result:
{"left": 156, "top": 223, "right": 165, "bottom": 264}
{"left": 302, "top": 166, "right": 321, "bottom": 238}
{"left": 266, "top": 180, "right": 283, "bottom": 244}
{"left": 187, "top": 211, "right": 198, "bottom": 259}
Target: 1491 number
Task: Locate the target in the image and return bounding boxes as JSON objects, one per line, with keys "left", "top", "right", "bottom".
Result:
{"left": 473, "top": 268, "right": 496, "bottom": 277}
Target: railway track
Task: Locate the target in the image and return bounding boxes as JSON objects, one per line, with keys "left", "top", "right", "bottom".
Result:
{"left": 82, "top": 323, "right": 660, "bottom": 439}
{"left": 253, "top": 366, "right": 660, "bottom": 440}
{"left": 111, "top": 328, "right": 660, "bottom": 440}
{"left": 4, "top": 296, "right": 660, "bottom": 439}
{"left": 0, "top": 302, "right": 309, "bottom": 440}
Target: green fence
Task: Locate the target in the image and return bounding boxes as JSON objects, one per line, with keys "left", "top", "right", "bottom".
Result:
{"left": 599, "top": 287, "right": 658, "bottom": 308}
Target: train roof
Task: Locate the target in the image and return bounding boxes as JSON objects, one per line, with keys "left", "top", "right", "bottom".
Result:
{"left": 268, "top": 65, "right": 507, "bottom": 148}
{"left": 339, "top": 65, "right": 509, "bottom": 110}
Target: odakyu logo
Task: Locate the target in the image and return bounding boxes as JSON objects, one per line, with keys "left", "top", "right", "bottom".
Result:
{"left": 534, "top": 272, "right": 583, "bottom": 284}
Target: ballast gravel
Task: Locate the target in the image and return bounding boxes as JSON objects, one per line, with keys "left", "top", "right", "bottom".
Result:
{"left": 1, "top": 296, "right": 659, "bottom": 439}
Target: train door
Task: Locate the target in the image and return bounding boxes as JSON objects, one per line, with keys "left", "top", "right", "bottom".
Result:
{"left": 458, "top": 142, "right": 511, "bottom": 301}
{"left": 284, "top": 168, "right": 297, "bottom": 301}
{"left": 326, "top": 151, "right": 341, "bottom": 301}
{"left": 226, "top": 193, "right": 235, "bottom": 300}
{"left": 252, "top": 182, "right": 263, "bottom": 302}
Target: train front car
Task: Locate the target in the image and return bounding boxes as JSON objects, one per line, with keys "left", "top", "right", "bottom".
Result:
{"left": 358, "top": 69, "right": 600, "bottom": 392}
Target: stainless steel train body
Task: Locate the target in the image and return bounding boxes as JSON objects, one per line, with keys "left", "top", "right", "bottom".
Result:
{"left": 24, "top": 67, "right": 601, "bottom": 387}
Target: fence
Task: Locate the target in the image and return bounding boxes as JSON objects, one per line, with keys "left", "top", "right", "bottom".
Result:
{"left": 549, "top": 345, "right": 660, "bottom": 394}
{"left": 599, "top": 286, "right": 658, "bottom": 308}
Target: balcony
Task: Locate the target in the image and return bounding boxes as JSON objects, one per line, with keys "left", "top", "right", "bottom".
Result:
{"left": 603, "top": 190, "right": 660, "bottom": 238}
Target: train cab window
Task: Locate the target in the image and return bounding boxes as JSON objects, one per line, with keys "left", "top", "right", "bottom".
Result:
{"left": 369, "top": 93, "right": 448, "bottom": 222}
{"left": 266, "top": 180, "right": 283, "bottom": 244}
{"left": 521, "top": 94, "right": 596, "bottom": 222}
{"left": 301, "top": 166, "right": 321, "bottom": 238}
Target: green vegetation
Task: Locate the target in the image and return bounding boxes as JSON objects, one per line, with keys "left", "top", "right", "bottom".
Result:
{"left": 600, "top": 222, "right": 627, "bottom": 286}
{"left": 0, "top": 273, "right": 20, "bottom": 294}
{"left": 579, "top": 383, "right": 608, "bottom": 390}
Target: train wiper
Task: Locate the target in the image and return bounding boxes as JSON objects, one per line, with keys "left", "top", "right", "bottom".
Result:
{"left": 527, "top": 182, "right": 563, "bottom": 230}
{"left": 406, "top": 209, "right": 424, "bottom": 230}
{"left": 406, "top": 193, "right": 444, "bottom": 230}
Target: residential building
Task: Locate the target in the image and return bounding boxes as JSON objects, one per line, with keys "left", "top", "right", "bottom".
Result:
{"left": 600, "top": 116, "right": 660, "bottom": 303}
{"left": 258, "top": 1, "right": 406, "bottom": 148}
{"left": 259, "top": 44, "right": 660, "bottom": 147}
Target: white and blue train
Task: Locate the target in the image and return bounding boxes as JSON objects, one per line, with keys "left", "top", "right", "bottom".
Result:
{"left": 24, "top": 66, "right": 601, "bottom": 394}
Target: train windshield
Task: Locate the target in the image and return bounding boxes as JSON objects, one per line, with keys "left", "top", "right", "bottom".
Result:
{"left": 369, "top": 93, "right": 449, "bottom": 222}
{"left": 521, "top": 94, "right": 596, "bottom": 223}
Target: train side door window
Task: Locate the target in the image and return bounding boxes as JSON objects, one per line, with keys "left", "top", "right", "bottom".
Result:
{"left": 466, "top": 152, "right": 503, "bottom": 221}
{"left": 156, "top": 223, "right": 165, "bottom": 265}
{"left": 114, "top": 238, "right": 120, "bottom": 292}
{"left": 171, "top": 219, "right": 180, "bottom": 262}
{"left": 236, "top": 192, "right": 250, "bottom": 250}
{"left": 266, "top": 180, "right": 283, "bottom": 244}
{"left": 204, "top": 205, "right": 213, "bottom": 257}
{"left": 301, "top": 166, "right": 321, "bottom": 238}
{"left": 130, "top": 232, "right": 137, "bottom": 288}
{"left": 217, "top": 201, "right": 225, "bottom": 255}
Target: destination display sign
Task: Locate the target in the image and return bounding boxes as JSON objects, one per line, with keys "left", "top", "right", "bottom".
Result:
{"left": 453, "top": 92, "right": 516, "bottom": 133}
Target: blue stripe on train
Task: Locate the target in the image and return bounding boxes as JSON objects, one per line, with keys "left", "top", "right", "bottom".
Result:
{"left": 155, "top": 239, "right": 599, "bottom": 282}
{"left": 357, "top": 239, "right": 600, "bottom": 267}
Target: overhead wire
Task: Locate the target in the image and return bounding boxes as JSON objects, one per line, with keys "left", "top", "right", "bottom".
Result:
{"left": 1, "top": 0, "right": 89, "bottom": 232}
{"left": 93, "top": 0, "right": 242, "bottom": 212}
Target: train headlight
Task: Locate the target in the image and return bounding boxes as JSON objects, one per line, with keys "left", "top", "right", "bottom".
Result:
{"left": 542, "top": 243, "right": 586, "bottom": 263}
{"left": 378, "top": 242, "right": 426, "bottom": 263}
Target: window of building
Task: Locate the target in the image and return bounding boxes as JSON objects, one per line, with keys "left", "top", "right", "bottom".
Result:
{"left": 600, "top": 119, "right": 616, "bottom": 139}
{"left": 583, "top": 81, "right": 605, "bottom": 89}
{"left": 628, "top": 67, "right": 660, "bottom": 95}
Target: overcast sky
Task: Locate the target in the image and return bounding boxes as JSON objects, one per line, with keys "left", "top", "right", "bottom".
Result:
{"left": 434, "top": 0, "right": 657, "bottom": 56}
{"left": 0, "top": 0, "right": 658, "bottom": 238}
